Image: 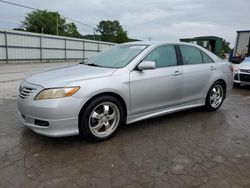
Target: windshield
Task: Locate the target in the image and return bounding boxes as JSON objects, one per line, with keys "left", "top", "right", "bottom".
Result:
{"left": 85, "top": 44, "right": 148, "bottom": 68}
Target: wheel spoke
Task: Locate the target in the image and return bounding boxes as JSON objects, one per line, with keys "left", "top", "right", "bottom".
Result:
{"left": 215, "top": 99, "right": 220, "bottom": 106}
{"left": 92, "top": 121, "right": 103, "bottom": 131}
{"left": 212, "top": 88, "right": 216, "bottom": 93}
{"left": 103, "top": 105, "right": 110, "bottom": 115}
{"left": 215, "top": 89, "right": 220, "bottom": 96}
{"left": 104, "top": 122, "right": 111, "bottom": 131}
{"left": 210, "top": 95, "right": 216, "bottom": 102}
{"left": 92, "top": 111, "right": 102, "bottom": 120}
{"left": 107, "top": 111, "right": 116, "bottom": 120}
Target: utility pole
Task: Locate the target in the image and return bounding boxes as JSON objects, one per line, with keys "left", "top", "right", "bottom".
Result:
{"left": 93, "top": 28, "right": 96, "bottom": 40}
{"left": 56, "top": 11, "right": 59, "bottom": 35}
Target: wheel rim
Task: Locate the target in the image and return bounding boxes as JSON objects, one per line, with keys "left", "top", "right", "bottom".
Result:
{"left": 209, "top": 85, "right": 224, "bottom": 108}
{"left": 88, "top": 102, "right": 120, "bottom": 138}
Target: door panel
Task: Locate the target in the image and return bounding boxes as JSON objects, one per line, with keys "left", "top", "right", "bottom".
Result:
{"left": 129, "top": 67, "right": 183, "bottom": 115}
{"left": 129, "top": 45, "right": 183, "bottom": 115}
{"left": 179, "top": 45, "right": 214, "bottom": 103}
{"left": 182, "top": 64, "right": 213, "bottom": 103}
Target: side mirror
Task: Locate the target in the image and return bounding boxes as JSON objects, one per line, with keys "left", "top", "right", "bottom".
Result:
{"left": 137, "top": 61, "right": 156, "bottom": 71}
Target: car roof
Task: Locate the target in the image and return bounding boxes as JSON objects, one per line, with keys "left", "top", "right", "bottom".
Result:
{"left": 122, "top": 41, "right": 198, "bottom": 47}
{"left": 121, "top": 41, "right": 222, "bottom": 62}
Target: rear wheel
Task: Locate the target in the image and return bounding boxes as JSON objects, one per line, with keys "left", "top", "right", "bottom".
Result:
{"left": 205, "top": 82, "right": 225, "bottom": 111}
{"left": 79, "top": 96, "right": 124, "bottom": 142}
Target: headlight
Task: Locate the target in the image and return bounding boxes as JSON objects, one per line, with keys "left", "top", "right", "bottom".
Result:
{"left": 233, "top": 67, "right": 239, "bottom": 73}
{"left": 35, "top": 87, "right": 80, "bottom": 100}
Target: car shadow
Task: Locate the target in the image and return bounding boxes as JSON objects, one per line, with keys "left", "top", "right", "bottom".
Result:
{"left": 233, "top": 84, "right": 250, "bottom": 90}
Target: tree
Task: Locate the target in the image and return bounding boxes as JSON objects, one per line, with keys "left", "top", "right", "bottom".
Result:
{"left": 21, "top": 10, "right": 81, "bottom": 38}
{"left": 65, "top": 22, "right": 82, "bottom": 38}
{"left": 97, "top": 20, "right": 128, "bottom": 43}
{"left": 13, "top": 27, "right": 25, "bottom": 31}
{"left": 222, "top": 39, "right": 231, "bottom": 53}
{"left": 115, "top": 28, "right": 129, "bottom": 43}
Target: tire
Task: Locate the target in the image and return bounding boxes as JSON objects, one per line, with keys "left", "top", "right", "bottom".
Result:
{"left": 205, "top": 81, "right": 225, "bottom": 111}
{"left": 79, "top": 96, "right": 124, "bottom": 142}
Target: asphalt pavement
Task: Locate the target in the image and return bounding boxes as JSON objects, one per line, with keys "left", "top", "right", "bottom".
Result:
{"left": 0, "top": 63, "right": 250, "bottom": 187}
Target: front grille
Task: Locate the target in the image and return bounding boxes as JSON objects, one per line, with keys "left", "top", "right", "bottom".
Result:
{"left": 239, "top": 74, "right": 250, "bottom": 82}
{"left": 19, "top": 86, "right": 36, "bottom": 99}
{"left": 240, "top": 69, "right": 250, "bottom": 73}
{"left": 234, "top": 74, "right": 239, "bottom": 80}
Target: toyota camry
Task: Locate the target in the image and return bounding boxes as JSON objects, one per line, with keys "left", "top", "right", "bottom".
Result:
{"left": 17, "top": 41, "right": 233, "bottom": 141}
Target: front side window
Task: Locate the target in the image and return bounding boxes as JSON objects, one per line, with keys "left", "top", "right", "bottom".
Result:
{"left": 143, "top": 45, "right": 177, "bottom": 68}
{"left": 85, "top": 45, "right": 148, "bottom": 68}
{"left": 180, "top": 46, "right": 203, "bottom": 65}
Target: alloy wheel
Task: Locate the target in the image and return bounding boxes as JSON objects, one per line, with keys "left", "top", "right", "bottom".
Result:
{"left": 88, "top": 102, "right": 120, "bottom": 138}
{"left": 209, "top": 85, "right": 224, "bottom": 108}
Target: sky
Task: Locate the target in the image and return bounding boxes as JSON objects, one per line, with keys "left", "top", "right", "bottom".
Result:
{"left": 0, "top": 0, "right": 249, "bottom": 47}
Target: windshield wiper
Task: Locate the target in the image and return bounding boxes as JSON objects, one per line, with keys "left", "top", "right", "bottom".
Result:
{"left": 85, "top": 63, "right": 102, "bottom": 67}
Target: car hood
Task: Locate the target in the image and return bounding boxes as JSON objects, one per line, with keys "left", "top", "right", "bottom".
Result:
{"left": 238, "top": 62, "right": 250, "bottom": 69}
{"left": 25, "top": 64, "right": 117, "bottom": 88}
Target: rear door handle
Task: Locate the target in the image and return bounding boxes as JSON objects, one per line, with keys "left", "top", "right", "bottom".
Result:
{"left": 210, "top": 66, "right": 216, "bottom": 71}
{"left": 173, "top": 71, "right": 182, "bottom": 76}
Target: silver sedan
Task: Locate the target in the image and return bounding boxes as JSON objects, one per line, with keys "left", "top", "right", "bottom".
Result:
{"left": 17, "top": 41, "right": 233, "bottom": 141}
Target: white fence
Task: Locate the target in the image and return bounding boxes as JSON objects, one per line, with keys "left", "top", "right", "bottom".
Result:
{"left": 0, "top": 30, "right": 114, "bottom": 63}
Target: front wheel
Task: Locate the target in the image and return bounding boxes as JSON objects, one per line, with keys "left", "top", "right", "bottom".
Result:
{"left": 79, "top": 96, "right": 124, "bottom": 142}
{"left": 205, "top": 82, "right": 225, "bottom": 111}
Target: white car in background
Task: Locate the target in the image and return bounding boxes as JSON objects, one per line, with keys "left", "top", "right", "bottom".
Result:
{"left": 233, "top": 57, "right": 250, "bottom": 87}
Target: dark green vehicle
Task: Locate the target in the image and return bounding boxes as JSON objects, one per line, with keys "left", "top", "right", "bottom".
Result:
{"left": 180, "top": 36, "right": 223, "bottom": 57}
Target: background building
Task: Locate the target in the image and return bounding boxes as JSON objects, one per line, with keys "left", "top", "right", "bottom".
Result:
{"left": 234, "top": 30, "right": 250, "bottom": 57}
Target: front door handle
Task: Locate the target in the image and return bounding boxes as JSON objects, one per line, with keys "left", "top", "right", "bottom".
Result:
{"left": 210, "top": 66, "right": 216, "bottom": 71}
{"left": 173, "top": 71, "right": 182, "bottom": 76}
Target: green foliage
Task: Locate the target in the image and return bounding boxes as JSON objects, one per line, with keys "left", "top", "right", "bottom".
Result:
{"left": 222, "top": 39, "right": 231, "bottom": 53}
{"left": 97, "top": 20, "right": 129, "bottom": 43}
{"left": 18, "top": 11, "right": 136, "bottom": 43}
{"left": 115, "top": 28, "right": 128, "bottom": 43}
{"left": 22, "top": 10, "right": 81, "bottom": 38}
{"left": 82, "top": 34, "right": 102, "bottom": 41}
{"left": 13, "top": 28, "right": 25, "bottom": 31}
{"left": 64, "top": 22, "right": 82, "bottom": 38}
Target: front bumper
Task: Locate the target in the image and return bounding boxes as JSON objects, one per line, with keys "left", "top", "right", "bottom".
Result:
{"left": 17, "top": 81, "right": 89, "bottom": 137}
{"left": 17, "top": 110, "right": 79, "bottom": 137}
{"left": 233, "top": 71, "right": 250, "bottom": 85}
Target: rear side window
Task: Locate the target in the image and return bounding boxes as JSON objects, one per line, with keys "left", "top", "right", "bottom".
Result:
{"left": 143, "top": 45, "right": 177, "bottom": 68}
{"left": 201, "top": 51, "right": 214, "bottom": 63}
{"left": 180, "top": 46, "right": 203, "bottom": 65}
